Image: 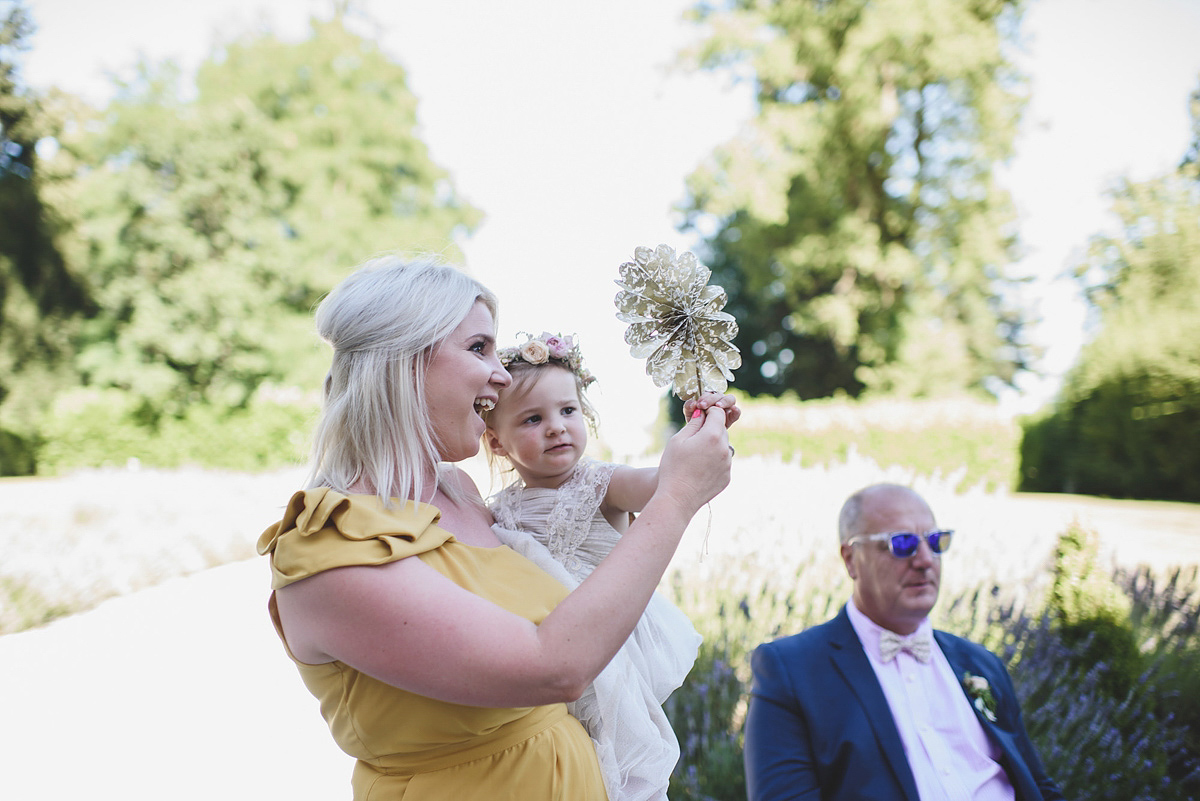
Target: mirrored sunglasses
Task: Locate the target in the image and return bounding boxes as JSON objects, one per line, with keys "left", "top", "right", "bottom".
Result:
{"left": 847, "top": 529, "right": 954, "bottom": 558}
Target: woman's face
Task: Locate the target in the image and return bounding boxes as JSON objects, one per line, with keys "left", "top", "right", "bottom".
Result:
{"left": 425, "top": 301, "right": 510, "bottom": 463}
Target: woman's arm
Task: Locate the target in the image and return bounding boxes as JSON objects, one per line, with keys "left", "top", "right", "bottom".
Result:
{"left": 274, "top": 406, "right": 732, "bottom": 709}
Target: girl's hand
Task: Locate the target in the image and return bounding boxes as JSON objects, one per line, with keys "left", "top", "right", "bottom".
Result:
{"left": 682, "top": 391, "right": 742, "bottom": 428}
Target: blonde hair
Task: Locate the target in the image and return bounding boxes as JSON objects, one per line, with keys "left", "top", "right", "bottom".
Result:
{"left": 306, "top": 253, "right": 498, "bottom": 508}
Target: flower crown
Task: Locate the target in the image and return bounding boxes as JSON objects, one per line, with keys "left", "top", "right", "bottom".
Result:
{"left": 498, "top": 332, "right": 596, "bottom": 388}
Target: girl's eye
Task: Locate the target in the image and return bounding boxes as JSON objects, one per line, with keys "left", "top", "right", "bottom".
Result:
{"left": 563, "top": 406, "right": 577, "bottom": 416}
{"left": 523, "top": 415, "right": 541, "bottom": 425}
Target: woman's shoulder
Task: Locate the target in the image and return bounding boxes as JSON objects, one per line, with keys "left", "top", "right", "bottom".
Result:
{"left": 256, "top": 487, "right": 453, "bottom": 589}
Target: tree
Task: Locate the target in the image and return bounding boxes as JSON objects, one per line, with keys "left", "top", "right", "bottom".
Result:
{"left": 0, "top": 1, "right": 94, "bottom": 472}
{"left": 678, "top": 0, "right": 1031, "bottom": 399}
{"left": 1019, "top": 166, "right": 1200, "bottom": 501}
{"left": 53, "top": 13, "right": 482, "bottom": 422}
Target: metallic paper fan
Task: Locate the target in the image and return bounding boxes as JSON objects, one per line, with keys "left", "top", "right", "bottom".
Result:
{"left": 614, "top": 244, "right": 741, "bottom": 400}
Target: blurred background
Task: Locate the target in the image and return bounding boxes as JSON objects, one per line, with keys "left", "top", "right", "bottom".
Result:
{"left": 2, "top": 1, "right": 1200, "bottom": 799}
{"left": 4, "top": 0, "right": 1200, "bottom": 469}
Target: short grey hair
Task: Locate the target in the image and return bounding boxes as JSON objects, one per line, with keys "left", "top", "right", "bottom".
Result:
{"left": 837, "top": 482, "right": 914, "bottom": 544}
{"left": 306, "top": 253, "right": 498, "bottom": 508}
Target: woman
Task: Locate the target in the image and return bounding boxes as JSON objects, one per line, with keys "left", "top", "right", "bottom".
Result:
{"left": 257, "top": 254, "right": 734, "bottom": 799}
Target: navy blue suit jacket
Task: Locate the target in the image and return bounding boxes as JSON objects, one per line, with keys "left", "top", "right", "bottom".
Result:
{"left": 743, "top": 606, "right": 1064, "bottom": 801}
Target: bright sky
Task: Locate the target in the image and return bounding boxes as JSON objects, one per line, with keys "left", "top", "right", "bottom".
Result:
{"left": 19, "top": 0, "right": 1200, "bottom": 453}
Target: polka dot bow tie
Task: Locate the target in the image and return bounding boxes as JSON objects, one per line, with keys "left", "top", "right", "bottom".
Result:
{"left": 879, "top": 630, "right": 932, "bottom": 663}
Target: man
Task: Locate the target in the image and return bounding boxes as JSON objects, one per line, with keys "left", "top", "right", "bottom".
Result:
{"left": 743, "top": 483, "right": 1064, "bottom": 801}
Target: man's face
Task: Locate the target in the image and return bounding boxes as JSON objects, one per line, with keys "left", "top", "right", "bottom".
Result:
{"left": 841, "top": 487, "right": 941, "bottom": 635}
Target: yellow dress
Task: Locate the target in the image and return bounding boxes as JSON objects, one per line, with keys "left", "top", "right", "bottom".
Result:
{"left": 257, "top": 488, "right": 608, "bottom": 800}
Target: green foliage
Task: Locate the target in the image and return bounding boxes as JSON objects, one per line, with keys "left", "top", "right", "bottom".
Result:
{"left": 0, "top": 1, "right": 95, "bottom": 452}
{"left": 1045, "top": 525, "right": 1140, "bottom": 697}
{"left": 1122, "top": 565, "right": 1200, "bottom": 772}
{"left": 1056, "top": 612, "right": 1142, "bottom": 699}
{"left": 1047, "top": 523, "right": 1131, "bottom": 623}
{"left": 0, "top": 10, "right": 483, "bottom": 470}
{"left": 728, "top": 392, "right": 1021, "bottom": 491}
{"left": 1006, "top": 605, "right": 1200, "bottom": 800}
{"left": 34, "top": 388, "right": 315, "bottom": 474}
{"left": 679, "top": 0, "right": 1031, "bottom": 400}
{"left": 1019, "top": 170, "right": 1200, "bottom": 501}
{"left": 0, "top": 425, "right": 33, "bottom": 474}
{"left": 666, "top": 643, "right": 746, "bottom": 800}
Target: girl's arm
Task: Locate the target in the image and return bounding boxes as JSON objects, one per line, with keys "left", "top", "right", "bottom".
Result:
{"left": 603, "top": 465, "right": 660, "bottom": 518}
{"left": 273, "top": 406, "right": 732, "bottom": 709}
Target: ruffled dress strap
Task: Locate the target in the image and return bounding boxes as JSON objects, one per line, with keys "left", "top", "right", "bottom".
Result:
{"left": 256, "top": 488, "right": 452, "bottom": 590}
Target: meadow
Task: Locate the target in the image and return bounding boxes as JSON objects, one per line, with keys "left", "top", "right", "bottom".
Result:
{"left": 1, "top": 395, "right": 1198, "bottom": 799}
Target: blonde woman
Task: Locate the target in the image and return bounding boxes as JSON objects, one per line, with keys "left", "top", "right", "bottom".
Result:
{"left": 258, "top": 254, "right": 733, "bottom": 800}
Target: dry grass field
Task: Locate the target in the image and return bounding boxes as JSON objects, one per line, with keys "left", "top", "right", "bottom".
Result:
{"left": 0, "top": 455, "right": 1197, "bottom": 799}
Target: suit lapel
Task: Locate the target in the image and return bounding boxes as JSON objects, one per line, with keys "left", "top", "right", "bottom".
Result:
{"left": 826, "top": 609, "right": 923, "bottom": 801}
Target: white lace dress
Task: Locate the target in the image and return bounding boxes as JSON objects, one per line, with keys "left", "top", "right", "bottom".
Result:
{"left": 488, "top": 458, "right": 702, "bottom": 801}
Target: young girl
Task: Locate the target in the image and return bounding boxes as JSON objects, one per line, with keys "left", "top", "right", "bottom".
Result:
{"left": 481, "top": 332, "right": 739, "bottom": 801}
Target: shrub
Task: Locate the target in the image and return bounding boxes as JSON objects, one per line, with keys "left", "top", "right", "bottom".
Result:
{"left": 1121, "top": 565, "right": 1200, "bottom": 789}
{"left": 727, "top": 393, "right": 1021, "bottom": 492}
{"left": 1055, "top": 612, "right": 1142, "bottom": 698}
{"left": 666, "top": 642, "right": 746, "bottom": 801}
{"left": 1018, "top": 370, "right": 1200, "bottom": 501}
{"left": 1001, "top": 607, "right": 1200, "bottom": 800}
{"left": 34, "top": 388, "right": 315, "bottom": 474}
{"left": 1045, "top": 524, "right": 1143, "bottom": 697}
{"left": 0, "top": 427, "right": 36, "bottom": 476}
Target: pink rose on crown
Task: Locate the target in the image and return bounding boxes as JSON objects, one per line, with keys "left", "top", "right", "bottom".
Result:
{"left": 542, "top": 333, "right": 570, "bottom": 360}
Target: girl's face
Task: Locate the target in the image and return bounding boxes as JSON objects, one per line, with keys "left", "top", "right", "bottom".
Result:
{"left": 485, "top": 365, "right": 589, "bottom": 489}
{"left": 425, "top": 302, "right": 510, "bottom": 463}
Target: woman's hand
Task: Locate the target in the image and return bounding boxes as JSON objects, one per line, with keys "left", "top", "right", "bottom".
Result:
{"left": 654, "top": 404, "right": 733, "bottom": 514}
{"left": 682, "top": 391, "right": 742, "bottom": 428}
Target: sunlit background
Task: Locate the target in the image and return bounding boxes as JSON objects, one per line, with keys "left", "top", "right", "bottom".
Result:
{"left": 5, "top": 3, "right": 1200, "bottom": 798}
{"left": 20, "top": 0, "right": 1200, "bottom": 455}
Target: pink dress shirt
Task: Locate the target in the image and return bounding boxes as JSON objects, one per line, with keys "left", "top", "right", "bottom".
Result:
{"left": 846, "top": 600, "right": 1015, "bottom": 801}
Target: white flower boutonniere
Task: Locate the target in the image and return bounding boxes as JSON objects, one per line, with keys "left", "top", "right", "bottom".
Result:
{"left": 963, "top": 672, "right": 997, "bottom": 722}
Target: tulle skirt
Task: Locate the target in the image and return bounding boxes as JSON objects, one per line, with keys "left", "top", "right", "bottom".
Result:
{"left": 493, "top": 526, "right": 702, "bottom": 801}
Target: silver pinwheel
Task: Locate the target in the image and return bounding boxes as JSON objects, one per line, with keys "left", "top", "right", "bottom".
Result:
{"left": 614, "top": 244, "right": 741, "bottom": 401}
